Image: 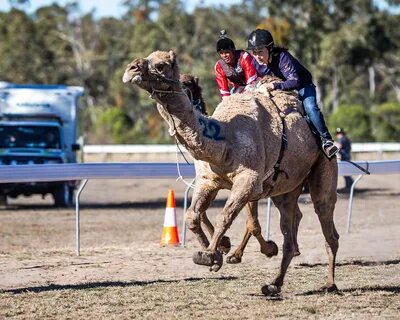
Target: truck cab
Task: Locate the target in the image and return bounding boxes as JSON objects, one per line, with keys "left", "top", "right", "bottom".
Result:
{"left": 0, "top": 83, "right": 84, "bottom": 207}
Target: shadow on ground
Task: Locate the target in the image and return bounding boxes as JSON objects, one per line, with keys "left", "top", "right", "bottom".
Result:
{"left": 298, "top": 285, "right": 400, "bottom": 296}
{"left": 1, "top": 276, "right": 238, "bottom": 295}
{"left": 296, "top": 258, "right": 400, "bottom": 268}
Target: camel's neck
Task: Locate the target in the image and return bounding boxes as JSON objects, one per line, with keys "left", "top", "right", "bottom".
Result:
{"left": 153, "top": 89, "right": 227, "bottom": 164}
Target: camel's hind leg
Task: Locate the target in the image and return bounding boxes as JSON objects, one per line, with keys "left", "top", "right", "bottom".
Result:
{"left": 227, "top": 201, "right": 278, "bottom": 264}
{"left": 293, "top": 203, "right": 303, "bottom": 256}
{"left": 261, "top": 183, "right": 303, "bottom": 296}
{"left": 308, "top": 156, "right": 339, "bottom": 292}
{"left": 185, "top": 179, "right": 220, "bottom": 250}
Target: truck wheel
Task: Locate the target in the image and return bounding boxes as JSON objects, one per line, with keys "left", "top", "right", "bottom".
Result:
{"left": 68, "top": 187, "right": 75, "bottom": 205}
{"left": 53, "top": 184, "right": 71, "bottom": 207}
{"left": 0, "top": 194, "right": 7, "bottom": 207}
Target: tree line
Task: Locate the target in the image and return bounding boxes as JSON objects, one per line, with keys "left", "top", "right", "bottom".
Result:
{"left": 1, "top": 0, "right": 399, "bottom": 143}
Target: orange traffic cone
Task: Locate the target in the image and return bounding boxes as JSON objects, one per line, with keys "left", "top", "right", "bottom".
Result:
{"left": 160, "top": 189, "right": 180, "bottom": 247}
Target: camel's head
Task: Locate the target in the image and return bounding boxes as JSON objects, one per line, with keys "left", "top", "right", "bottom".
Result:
{"left": 180, "top": 74, "right": 201, "bottom": 99}
{"left": 180, "top": 73, "right": 207, "bottom": 115}
{"left": 122, "top": 50, "right": 180, "bottom": 92}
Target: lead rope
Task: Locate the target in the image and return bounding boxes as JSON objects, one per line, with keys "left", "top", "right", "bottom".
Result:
{"left": 149, "top": 85, "right": 196, "bottom": 188}
{"left": 175, "top": 145, "right": 196, "bottom": 189}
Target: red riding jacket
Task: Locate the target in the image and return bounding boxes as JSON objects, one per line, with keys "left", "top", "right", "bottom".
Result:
{"left": 214, "top": 50, "right": 258, "bottom": 98}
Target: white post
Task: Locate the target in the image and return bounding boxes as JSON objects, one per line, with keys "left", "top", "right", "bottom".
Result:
{"left": 346, "top": 175, "right": 363, "bottom": 234}
{"left": 181, "top": 178, "right": 195, "bottom": 247}
{"left": 75, "top": 179, "right": 88, "bottom": 256}
{"left": 265, "top": 198, "right": 272, "bottom": 240}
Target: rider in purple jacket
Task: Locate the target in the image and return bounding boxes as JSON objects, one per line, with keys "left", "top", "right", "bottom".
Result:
{"left": 247, "top": 29, "right": 338, "bottom": 158}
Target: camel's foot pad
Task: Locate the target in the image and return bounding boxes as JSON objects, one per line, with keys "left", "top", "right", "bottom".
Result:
{"left": 218, "top": 236, "right": 231, "bottom": 254}
{"left": 192, "top": 251, "right": 223, "bottom": 272}
{"left": 226, "top": 255, "right": 242, "bottom": 264}
{"left": 320, "top": 283, "right": 340, "bottom": 294}
{"left": 261, "top": 284, "right": 281, "bottom": 297}
{"left": 261, "top": 240, "right": 279, "bottom": 258}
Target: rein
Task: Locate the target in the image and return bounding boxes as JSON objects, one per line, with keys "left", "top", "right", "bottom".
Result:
{"left": 146, "top": 58, "right": 180, "bottom": 85}
{"left": 148, "top": 82, "right": 194, "bottom": 186}
{"left": 263, "top": 91, "right": 289, "bottom": 182}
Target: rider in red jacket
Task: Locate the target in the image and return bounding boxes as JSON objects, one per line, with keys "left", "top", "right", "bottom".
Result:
{"left": 214, "top": 30, "right": 258, "bottom": 99}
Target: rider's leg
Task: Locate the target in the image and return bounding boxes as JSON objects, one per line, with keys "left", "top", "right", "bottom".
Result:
{"left": 299, "top": 84, "right": 338, "bottom": 158}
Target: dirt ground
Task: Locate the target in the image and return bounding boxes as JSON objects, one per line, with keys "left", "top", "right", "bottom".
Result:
{"left": 0, "top": 166, "right": 399, "bottom": 318}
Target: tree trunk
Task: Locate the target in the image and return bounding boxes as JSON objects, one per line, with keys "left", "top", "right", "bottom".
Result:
{"left": 368, "top": 66, "right": 375, "bottom": 99}
{"left": 332, "top": 70, "right": 339, "bottom": 111}
{"left": 392, "top": 82, "right": 400, "bottom": 102}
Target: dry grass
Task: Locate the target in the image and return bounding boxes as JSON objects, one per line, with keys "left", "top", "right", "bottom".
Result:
{"left": 1, "top": 259, "right": 399, "bottom": 319}
{"left": 1, "top": 174, "right": 399, "bottom": 319}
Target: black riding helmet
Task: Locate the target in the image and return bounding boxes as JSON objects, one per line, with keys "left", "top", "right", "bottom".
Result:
{"left": 216, "top": 30, "right": 236, "bottom": 53}
{"left": 247, "top": 29, "right": 274, "bottom": 51}
{"left": 336, "top": 127, "right": 345, "bottom": 134}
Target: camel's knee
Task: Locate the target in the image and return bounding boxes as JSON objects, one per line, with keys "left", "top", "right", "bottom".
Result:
{"left": 313, "top": 201, "right": 335, "bottom": 217}
{"left": 185, "top": 209, "right": 201, "bottom": 231}
{"left": 246, "top": 222, "right": 262, "bottom": 237}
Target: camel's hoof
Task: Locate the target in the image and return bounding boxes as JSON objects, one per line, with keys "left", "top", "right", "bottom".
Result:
{"left": 261, "top": 284, "right": 281, "bottom": 297}
{"left": 218, "top": 236, "right": 231, "bottom": 254}
{"left": 226, "top": 255, "right": 242, "bottom": 264}
{"left": 192, "top": 251, "right": 223, "bottom": 271}
{"left": 320, "top": 283, "right": 339, "bottom": 294}
{"left": 209, "top": 251, "right": 223, "bottom": 272}
{"left": 261, "top": 240, "right": 279, "bottom": 258}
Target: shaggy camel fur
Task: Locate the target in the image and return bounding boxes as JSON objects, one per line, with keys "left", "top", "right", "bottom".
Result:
{"left": 123, "top": 50, "right": 339, "bottom": 296}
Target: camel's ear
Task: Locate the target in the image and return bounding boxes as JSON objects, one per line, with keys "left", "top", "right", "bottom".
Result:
{"left": 194, "top": 76, "right": 199, "bottom": 84}
{"left": 169, "top": 50, "right": 176, "bottom": 65}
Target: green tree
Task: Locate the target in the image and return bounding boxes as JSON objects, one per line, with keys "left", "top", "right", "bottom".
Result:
{"left": 329, "top": 104, "right": 373, "bottom": 141}
{"left": 371, "top": 102, "right": 400, "bottom": 141}
{"left": 0, "top": 9, "right": 43, "bottom": 83}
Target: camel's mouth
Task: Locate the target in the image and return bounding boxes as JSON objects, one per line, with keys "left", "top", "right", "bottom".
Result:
{"left": 122, "top": 58, "right": 149, "bottom": 84}
{"left": 122, "top": 70, "right": 143, "bottom": 84}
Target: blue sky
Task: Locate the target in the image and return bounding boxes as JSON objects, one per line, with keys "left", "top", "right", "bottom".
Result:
{"left": 0, "top": 0, "right": 242, "bottom": 18}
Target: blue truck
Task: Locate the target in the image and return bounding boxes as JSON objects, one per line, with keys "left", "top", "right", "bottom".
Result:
{"left": 0, "top": 82, "right": 84, "bottom": 207}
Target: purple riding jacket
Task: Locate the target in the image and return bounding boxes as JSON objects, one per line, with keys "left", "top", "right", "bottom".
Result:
{"left": 254, "top": 48, "right": 313, "bottom": 91}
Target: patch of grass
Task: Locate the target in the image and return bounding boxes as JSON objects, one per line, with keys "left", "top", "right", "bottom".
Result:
{"left": 302, "top": 306, "right": 318, "bottom": 314}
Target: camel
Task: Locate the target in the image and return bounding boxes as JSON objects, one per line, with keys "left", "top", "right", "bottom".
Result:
{"left": 180, "top": 73, "right": 298, "bottom": 261}
{"left": 122, "top": 50, "right": 339, "bottom": 296}
{"left": 180, "top": 73, "right": 283, "bottom": 261}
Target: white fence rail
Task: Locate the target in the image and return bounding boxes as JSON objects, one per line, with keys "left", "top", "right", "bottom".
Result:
{"left": 83, "top": 143, "right": 400, "bottom": 155}
{"left": 0, "top": 162, "right": 194, "bottom": 183}
{"left": 1, "top": 160, "right": 399, "bottom": 255}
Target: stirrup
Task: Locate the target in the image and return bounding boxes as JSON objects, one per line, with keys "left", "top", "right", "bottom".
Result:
{"left": 322, "top": 141, "right": 339, "bottom": 158}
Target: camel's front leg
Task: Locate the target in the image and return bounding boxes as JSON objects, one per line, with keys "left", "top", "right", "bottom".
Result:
{"left": 226, "top": 201, "right": 278, "bottom": 264}
{"left": 193, "top": 174, "right": 260, "bottom": 271}
{"left": 201, "top": 214, "right": 232, "bottom": 254}
{"left": 185, "top": 179, "right": 219, "bottom": 250}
